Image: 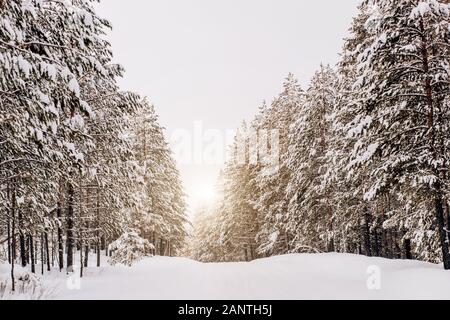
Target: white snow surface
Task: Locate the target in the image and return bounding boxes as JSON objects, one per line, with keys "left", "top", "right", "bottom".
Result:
{"left": 2, "top": 253, "right": 450, "bottom": 300}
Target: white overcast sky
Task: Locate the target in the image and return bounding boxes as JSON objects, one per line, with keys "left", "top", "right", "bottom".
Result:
{"left": 96, "top": 0, "right": 361, "bottom": 214}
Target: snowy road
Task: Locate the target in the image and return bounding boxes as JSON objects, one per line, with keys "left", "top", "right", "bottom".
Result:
{"left": 38, "top": 253, "right": 450, "bottom": 300}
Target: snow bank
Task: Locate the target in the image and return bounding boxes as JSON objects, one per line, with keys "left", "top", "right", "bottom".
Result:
{"left": 0, "top": 264, "right": 56, "bottom": 300}
{"left": 5, "top": 253, "right": 443, "bottom": 300}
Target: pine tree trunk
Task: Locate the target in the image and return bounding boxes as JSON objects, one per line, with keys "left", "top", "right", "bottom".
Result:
{"left": 44, "top": 231, "right": 50, "bottom": 272}
{"left": 327, "top": 209, "right": 335, "bottom": 252}
{"left": 10, "top": 189, "right": 16, "bottom": 292}
{"left": 7, "top": 207, "right": 11, "bottom": 264}
{"left": 386, "top": 230, "right": 394, "bottom": 259}
{"left": 26, "top": 235, "right": 30, "bottom": 264}
{"left": 167, "top": 239, "right": 171, "bottom": 257}
{"left": 40, "top": 233, "right": 44, "bottom": 275}
{"left": 381, "top": 229, "right": 386, "bottom": 258}
{"left": 66, "top": 183, "right": 75, "bottom": 273}
{"left": 84, "top": 212, "right": 89, "bottom": 267}
{"left": 105, "top": 238, "right": 109, "bottom": 257}
{"left": 250, "top": 244, "right": 255, "bottom": 261}
{"left": 79, "top": 184, "right": 84, "bottom": 276}
{"left": 284, "top": 231, "right": 290, "bottom": 253}
{"left": 29, "top": 234, "right": 35, "bottom": 273}
{"left": 418, "top": 18, "right": 450, "bottom": 269}
{"left": 57, "top": 201, "right": 64, "bottom": 271}
{"left": 446, "top": 201, "right": 450, "bottom": 254}
{"left": 51, "top": 232, "right": 55, "bottom": 267}
{"left": 394, "top": 231, "right": 402, "bottom": 259}
{"left": 80, "top": 240, "right": 83, "bottom": 278}
{"left": 101, "top": 235, "right": 106, "bottom": 251}
{"left": 373, "top": 228, "right": 380, "bottom": 257}
{"left": 96, "top": 187, "right": 101, "bottom": 267}
{"left": 84, "top": 244, "right": 89, "bottom": 268}
{"left": 362, "top": 211, "right": 372, "bottom": 257}
{"left": 435, "top": 193, "right": 450, "bottom": 269}
{"left": 404, "top": 239, "right": 412, "bottom": 260}
{"left": 18, "top": 210, "right": 26, "bottom": 267}
{"left": 96, "top": 241, "right": 101, "bottom": 268}
{"left": 152, "top": 232, "right": 156, "bottom": 255}
{"left": 391, "top": 230, "right": 396, "bottom": 258}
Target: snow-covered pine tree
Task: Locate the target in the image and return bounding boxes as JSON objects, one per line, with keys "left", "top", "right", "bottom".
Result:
{"left": 285, "top": 65, "right": 338, "bottom": 253}
{"left": 109, "top": 229, "right": 154, "bottom": 267}
{"left": 348, "top": 0, "right": 450, "bottom": 268}
{"left": 76, "top": 90, "right": 141, "bottom": 269}
{"left": 130, "top": 100, "right": 188, "bottom": 256}
{"left": 184, "top": 204, "right": 224, "bottom": 262}
{"left": 0, "top": 0, "right": 187, "bottom": 291}
{"left": 185, "top": 0, "right": 449, "bottom": 268}
{"left": 219, "top": 122, "right": 259, "bottom": 261}
{"left": 323, "top": 2, "right": 381, "bottom": 257}
{"left": 252, "top": 74, "right": 304, "bottom": 256}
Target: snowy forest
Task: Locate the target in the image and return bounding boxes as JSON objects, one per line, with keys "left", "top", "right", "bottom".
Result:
{"left": 1, "top": 0, "right": 450, "bottom": 300}
{"left": 0, "top": 0, "right": 187, "bottom": 294}
{"left": 185, "top": 0, "right": 450, "bottom": 269}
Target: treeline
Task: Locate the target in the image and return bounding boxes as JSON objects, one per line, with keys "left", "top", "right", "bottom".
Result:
{"left": 0, "top": 0, "right": 187, "bottom": 291}
{"left": 186, "top": 0, "right": 450, "bottom": 269}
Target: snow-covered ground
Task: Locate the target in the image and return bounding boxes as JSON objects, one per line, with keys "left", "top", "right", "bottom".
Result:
{"left": 2, "top": 253, "right": 450, "bottom": 300}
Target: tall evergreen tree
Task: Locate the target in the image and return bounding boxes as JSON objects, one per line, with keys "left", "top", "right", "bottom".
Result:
{"left": 347, "top": 0, "right": 450, "bottom": 268}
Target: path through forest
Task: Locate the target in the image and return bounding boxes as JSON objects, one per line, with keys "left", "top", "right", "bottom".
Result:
{"left": 33, "top": 253, "right": 450, "bottom": 300}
